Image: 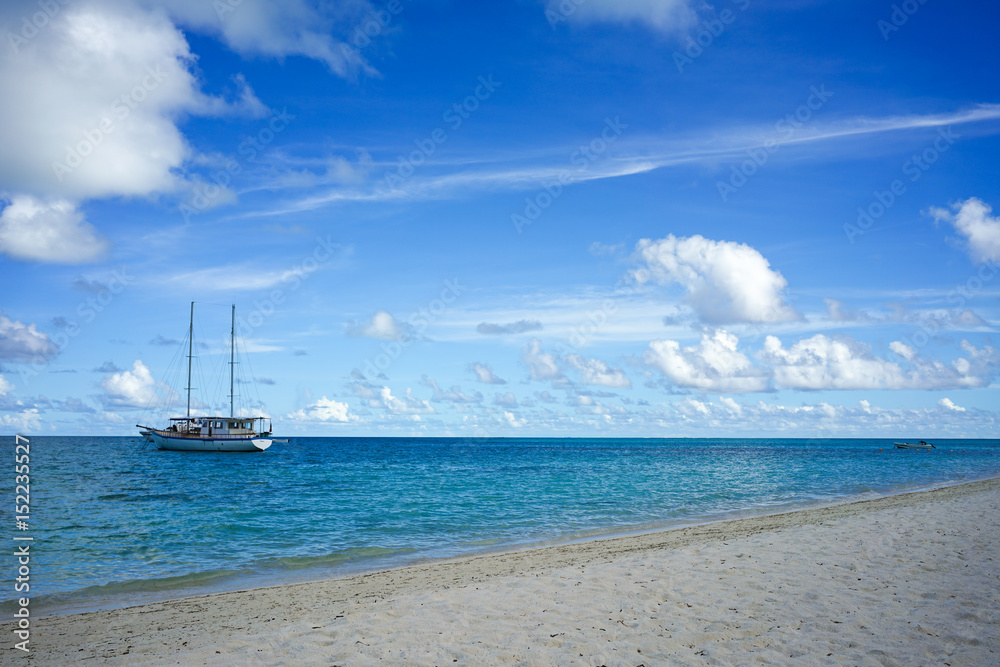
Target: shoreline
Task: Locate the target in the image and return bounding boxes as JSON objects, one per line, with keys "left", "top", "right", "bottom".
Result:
{"left": 9, "top": 476, "right": 1000, "bottom": 664}
{"left": 20, "top": 472, "right": 998, "bottom": 618}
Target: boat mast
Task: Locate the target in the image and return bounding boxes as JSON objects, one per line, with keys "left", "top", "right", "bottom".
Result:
{"left": 229, "top": 304, "right": 235, "bottom": 419}
{"left": 186, "top": 301, "right": 194, "bottom": 419}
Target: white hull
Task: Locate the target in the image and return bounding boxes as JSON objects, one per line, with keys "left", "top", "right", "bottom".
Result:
{"left": 894, "top": 442, "right": 935, "bottom": 450}
{"left": 150, "top": 431, "right": 272, "bottom": 452}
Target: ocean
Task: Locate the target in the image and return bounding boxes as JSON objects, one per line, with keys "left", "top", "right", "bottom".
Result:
{"left": 4, "top": 436, "right": 999, "bottom": 615}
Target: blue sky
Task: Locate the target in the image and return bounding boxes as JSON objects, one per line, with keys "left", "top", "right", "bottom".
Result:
{"left": 1, "top": 0, "right": 999, "bottom": 437}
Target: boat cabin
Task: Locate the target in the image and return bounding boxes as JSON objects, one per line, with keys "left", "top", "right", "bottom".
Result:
{"left": 165, "top": 416, "right": 271, "bottom": 438}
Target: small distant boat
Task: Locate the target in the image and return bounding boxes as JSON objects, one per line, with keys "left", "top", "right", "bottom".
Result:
{"left": 137, "top": 302, "right": 275, "bottom": 453}
{"left": 894, "top": 440, "right": 935, "bottom": 450}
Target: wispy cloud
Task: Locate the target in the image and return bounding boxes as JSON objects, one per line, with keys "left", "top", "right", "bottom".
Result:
{"left": 165, "top": 264, "right": 314, "bottom": 291}
{"left": 244, "top": 104, "right": 1000, "bottom": 217}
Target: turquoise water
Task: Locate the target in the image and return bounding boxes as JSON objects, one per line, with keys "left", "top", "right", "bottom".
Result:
{"left": 2, "top": 436, "right": 999, "bottom": 614}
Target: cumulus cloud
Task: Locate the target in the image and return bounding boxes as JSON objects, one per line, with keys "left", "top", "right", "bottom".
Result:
{"left": 644, "top": 330, "right": 769, "bottom": 393}
{"left": 0, "top": 408, "right": 41, "bottom": 432}
{"left": 535, "top": 390, "right": 558, "bottom": 404}
{"left": 0, "top": 374, "right": 12, "bottom": 394}
{"left": 546, "top": 0, "right": 698, "bottom": 34}
{"left": 287, "top": 396, "right": 352, "bottom": 422}
{"left": 377, "top": 386, "right": 433, "bottom": 414}
{"left": 350, "top": 379, "right": 434, "bottom": 415}
{"left": 564, "top": 354, "right": 631, "bottom": 388}
{"left": 931, "top": 197, "right": 1000, "bottom": 264}
{"left": 348, "top": 310, "right": 413, "bottom": 341}
{"left": 761, "top": 335, "right": 998, "bottom": 390}
{"left": 762, "top": 335, "right": 909, "bottom": 390}
{"left": 521, "top": 339, "right": 632, "bottom": 389}
{"left": 1, "top": 3, "right": 202, "bottom": 201}
{"left": 0, "top": 0, "right": 321, "bottom": 263}
{"left": 99, "top": 359, "right": 157, "bottom": 408}
{"left": 469, "top": 362, "right": 506, "bottom": 385}
{"left": 421, "top": 376, "right": 483, "bottom": 404}
{"left": 0, "top": 196, "right": 109, "bottom": 263}
{"left": 522, "top": 338, "right": 563, "bottom": 382}
{"left": 938, "top": 397, "right": 965, "bottom": 412}
{"left": 889, "top": 341, "right": 916, "bottom": 362}
{"left": 632, "top": 235, "right": 799, "bottom": 324}
{"left": 0, "top": 311, "right": 58, "bottom": 362}
{"left": 501, "top": 410, "right": 522, "bottom": 428}
{"left": 494, "top": 391, "right": 518, "bottom": 409}
{"left": 0, "top": 3, "right": 229, "bottom": 262}
{"left": 657, "top": 397, "right": 992, "bottom": 436}
{"left": 644, "top": 330, "right": 999, "bottom": 393}
{"left": 476, "top": 319, "right": 543, "bottom": 335}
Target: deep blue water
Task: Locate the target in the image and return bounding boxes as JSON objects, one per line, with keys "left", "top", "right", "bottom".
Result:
{"left": 2, "top": 436, "right": 998, "bottom": 614}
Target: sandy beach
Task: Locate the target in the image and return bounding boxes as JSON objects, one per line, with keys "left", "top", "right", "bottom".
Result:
{"left": 8, "top": 477, "right": 999, "bottom": 666}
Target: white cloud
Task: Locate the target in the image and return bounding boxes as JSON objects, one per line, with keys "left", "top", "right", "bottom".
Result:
{"left": 718, "top": 395, "right": 742, "bottom": 415}
{"left": 470, "top": 362, "right": 506, "bottom": 385}
{"left": 522, "top": 338, "right": 563, "bottom": 381}
{"left": 348, "top": 310, "right": 413, "bottom": 341}
{"left": 287, "top": 396, "right": 352, "bottom": 422}
{"left": 547, "top": 0, "right": 698, "bottom": 34}
{"left": 632, "top": 235, "right": 799, "bottom": 324}
{"left": 98, "top": 411, "right": 126, "bottom": 424}
{"left": 147, "top": 0, "right": 377, "bottom": 78}
{"left": 761, "top": 335, "right": 998, "bottom": 390}
{"left": 644, "top": 331, "right": 999, "bottom": 393}
{"left": 0, "top": 196, "right": 109, "bottom": 263}
{"left": 0, "top": 408, "right": 41, "bottom": 432}
{"left": 168, "top": 263, "right": 315, "bottom": 291}
{"left": 351, "top": 380, "right": 434, "bottom": 415}
{"left": 564, "top": 354, "right": 631, "bottom": 388}
{"left": 476, "top": 319, "right": 543, "bottom": 335}
{"left": 677, "top": 397, "right": 710, "bottom": 416}
{"left": 645, "top": 330, "right": 769, "bottom": 393}
{"left": 501, "top": 410, "right": 522, "bottom": 428}
{"left": 521, "top": 342, "right": 629, "bottom": 388}
{"left": 494, "top": 392, "right": 518, "bottom": 409}
{"left": 0, "top": 311, "right": 58, "bottom": 362}
{"left": 1, "top": 3, "right": 198, "bottom": 200}
{"left": 648, "top": 397, "right": 993, "bottom": 437}
{"left": 931, "top": 197, "right": 1000, "bottom": 264}
{"left": 422, "top": 377, "right": 482, "bottom": 404}
{"left": 938, "top": 398, "right": 965, "bottom": 412}
{"left": 377, "top": 386, "right": 433, "bottom": 414}
{"left": 889, "top": 340, "right": 916, "bottom": 362}
{"left": 762, "top": 335, "right": 908, "bottom": 390}
{"left": 0, "top": 0, "right": 276, "bottom": 263}
{"left": 0, "top": 374, "right": 12, "bottom": 394}
{"left": 261, "top": 105, "right": 1000, "bottom": 218}
{"left": 99, "top": 359, "right": 157, "bottom": 408}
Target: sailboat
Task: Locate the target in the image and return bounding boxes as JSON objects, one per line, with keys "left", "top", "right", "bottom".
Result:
{"left": 137, "top": 303, "right": 275, "bottom": 452}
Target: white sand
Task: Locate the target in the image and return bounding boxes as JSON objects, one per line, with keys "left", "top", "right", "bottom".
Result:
{"left": 8, "top": 478, "right": 1000, "bottom": 665}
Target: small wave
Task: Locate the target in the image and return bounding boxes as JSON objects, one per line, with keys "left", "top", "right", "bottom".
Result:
{"left": 257, "top": 546, "right": 418, "bottom": 572}
{"left": 0, "top": 568, "right": 250, "bottom": 615}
